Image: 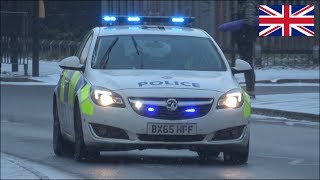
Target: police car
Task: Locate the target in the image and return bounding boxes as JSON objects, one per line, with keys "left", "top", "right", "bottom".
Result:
{"left": 53, "top": 16, "right": 252, "bottom": 164}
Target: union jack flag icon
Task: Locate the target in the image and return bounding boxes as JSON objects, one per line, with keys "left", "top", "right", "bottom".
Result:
{"left": 259, "top": 5, "right": 314, "bottom": 36}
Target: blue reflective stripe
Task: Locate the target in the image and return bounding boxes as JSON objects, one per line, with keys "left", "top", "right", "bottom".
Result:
{"left": 75, "top": 76, "right": 87, "bottom": 93}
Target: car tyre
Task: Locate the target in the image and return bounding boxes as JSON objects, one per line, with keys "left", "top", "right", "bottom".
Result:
{"left": 73, "top": 101, "right": 100, "bottom": 162}
{"left": 73, "top": 102, "right": 88, "bottom": 161}
{"left": 53, "top": 100, "right": 72, "bottom": 156}
{"left": 224, "top": 142, "right": 249, "bottom": 164}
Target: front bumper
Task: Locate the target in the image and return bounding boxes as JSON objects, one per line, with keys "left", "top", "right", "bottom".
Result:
{"left": 80, "top": 97, "right": 250, "bottom": 152}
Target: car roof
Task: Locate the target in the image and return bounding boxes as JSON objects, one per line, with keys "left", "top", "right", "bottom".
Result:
{"left": 97, "top": 25, "right": 209, "bottom": 38}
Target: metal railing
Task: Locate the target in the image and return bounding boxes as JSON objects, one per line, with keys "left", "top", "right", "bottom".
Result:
{"left": 1, "top": 38, "right": 80, "bottom": 63}
{"left": 39, "top": 39, "right": 81, "bottom": 60}
{"left": 2, "top": 37, "right": 318, "bottom": 68}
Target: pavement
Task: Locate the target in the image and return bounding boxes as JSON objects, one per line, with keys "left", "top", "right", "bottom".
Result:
{"left": 1, "top": 153, "right": 39, "bottom": 179}
{"left": 1, "top": 153, "right": 81, "bottom": 179}
{"left": 1, "top": 61, "right": 319, "bottom": 179}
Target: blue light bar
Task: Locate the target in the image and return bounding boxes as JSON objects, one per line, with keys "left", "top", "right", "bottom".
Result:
{"left": 103, "top": 16, "right": 116, "bottom": 22}
{"left": 172, "top": 17, "right": 185, "bottom": 23}
{"left": 102, "top": 16, "right": 195, "bottom": 26}
{"left": 128, "top": 16, "right": 140, "bottom": 22}
{"left": 147, "top": 107, "right": 155, "bottom": 112}
{"left": 185, "top": 108, "right": 196, "bottom": 113}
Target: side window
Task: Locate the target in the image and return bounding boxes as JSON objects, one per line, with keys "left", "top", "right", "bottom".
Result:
{"left": 76, "top": 32, "right": 90, "bottom": 57}
{"left": 79, "top": 35, "right": 93, "bottom": 64}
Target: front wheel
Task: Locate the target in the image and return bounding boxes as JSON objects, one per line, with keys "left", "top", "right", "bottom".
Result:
{"left": 224, "top": 142, "right": 249, "bottom": 164}
{"left": 73, "top": 102, "right": 100, "bottom": 161}
{"left": 53, "top": 100, "right": 72, "bottom": 156}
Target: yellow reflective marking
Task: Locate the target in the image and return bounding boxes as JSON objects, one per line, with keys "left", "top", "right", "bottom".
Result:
{"left": 81, "top": 99, "right": 94, "bottom": 115}
{"left": 80, "top": 84, "right": 94, "bottom": 115}
{"left": 68, "top": 71, "right": 81, "bottom": 105}
{"left": 243, "top": 90, "right": 251, "bottom": 118}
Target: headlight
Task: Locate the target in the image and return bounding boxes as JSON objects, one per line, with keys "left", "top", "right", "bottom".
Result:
{"left": 217, "top": 89, "right": 243, "bottom": 109}
{"left": 90, "top": 86, "right": 125, "bottom": 108}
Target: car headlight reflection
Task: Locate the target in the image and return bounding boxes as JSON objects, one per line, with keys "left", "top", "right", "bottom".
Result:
{"left": 217, "top": 90, "right": 243, "bottom": 109}
{"left": 91, "top": 87, "right": 125, "bottom": 108}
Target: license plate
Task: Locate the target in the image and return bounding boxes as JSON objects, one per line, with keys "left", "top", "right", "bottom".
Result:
{"left": 147, "top": 123, "right": 197, "bottom": 135}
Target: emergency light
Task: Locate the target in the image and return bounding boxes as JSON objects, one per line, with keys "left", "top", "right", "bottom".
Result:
{"left": 185, "top": 108, "right": 196, "bottom": 113}
{"left": 102, "top": 15, "right": 195, "bottom": 26}
{"left": 103, "top": 16, "right": 116, "bottom": 22}
{"left": 171, "top": 17, "right": 185, "bottom": 23}
{"left": 127, "top": 16, "right": 140, "bottom": 22}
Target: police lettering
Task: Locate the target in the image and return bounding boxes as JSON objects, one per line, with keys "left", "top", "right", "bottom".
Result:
{"left": 138, "top": 81, "right": 200, "bottom": 88}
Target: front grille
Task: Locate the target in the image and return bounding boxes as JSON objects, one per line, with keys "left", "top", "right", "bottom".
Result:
{"left": 138, "top": 134, "right": 205, "bottom": 142}
{"left": 212, "top": 125, "right": 246, "bottom": 141}
{"left": 90, "top": 123, "right": 129, "bottom": 140}
{"left": 129, "top": 97, "right": 213, "bottom": 120}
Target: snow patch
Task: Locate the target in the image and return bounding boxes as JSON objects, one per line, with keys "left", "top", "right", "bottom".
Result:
{"left": 235, "top": 67, "right": 319, "bottom": 83}
{"left": 252, "top": 93, "right": 319, "bottom": 115}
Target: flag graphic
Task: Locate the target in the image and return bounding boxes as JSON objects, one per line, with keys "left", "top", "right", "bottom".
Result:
{"left": 259, "top": 5, "right": 314, "bottom": 36}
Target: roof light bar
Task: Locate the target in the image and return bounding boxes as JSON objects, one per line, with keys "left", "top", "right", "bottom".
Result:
{"left": 102, "top": 16, "right": 195, "bottom": 26}
{"left": 127, "top": 16, "right": 140, "bottom": 22}
{"left": 171, "top": 17, "right": 185, "bottom": 23}
{"left": 103, "top": 16, "right": 116, "bottom": 22}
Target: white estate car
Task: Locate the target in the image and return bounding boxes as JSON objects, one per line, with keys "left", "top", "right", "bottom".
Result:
{"left": 53, "top": 16, "right": 252, "bottom": 164}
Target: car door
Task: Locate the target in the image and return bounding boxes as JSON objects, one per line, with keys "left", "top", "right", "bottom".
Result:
{"left": 64, "top": 32, "right": 94, "bottom": 136}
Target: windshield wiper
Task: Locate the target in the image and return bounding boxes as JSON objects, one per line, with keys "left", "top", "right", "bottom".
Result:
{"left": 131, "top": 36, "right": 144, "bottom": 69}
{"left": 100, "top": 37, "right": 119, "bottom": 69}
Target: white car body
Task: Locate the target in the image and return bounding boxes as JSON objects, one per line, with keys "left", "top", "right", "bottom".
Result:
{"left": 54, "top": 25, "right": 251, "bottom": 160}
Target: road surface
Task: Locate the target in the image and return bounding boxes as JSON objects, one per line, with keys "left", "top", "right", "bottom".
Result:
{"left": 1, "top": 85, "right": 319, "bottom": 179}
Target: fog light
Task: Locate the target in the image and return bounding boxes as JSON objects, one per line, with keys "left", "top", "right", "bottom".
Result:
{"left": 97, "top": 127, "right": 107, "bottom": 136}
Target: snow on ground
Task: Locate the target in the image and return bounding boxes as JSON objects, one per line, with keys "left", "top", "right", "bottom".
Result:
{"left": 244, "top": 83, "right": 319, "bottom": 87}
{"left": 1, "top": 60, "right": 61, "bottom": 85}
{"left": 235, "top": 66, "right": 319, "bottom": 83}
{"left": 251, "top": 114, "right": 319, "bottom": 127}
{"left": 252, "top": 93, "right": 319, "bottom": 115}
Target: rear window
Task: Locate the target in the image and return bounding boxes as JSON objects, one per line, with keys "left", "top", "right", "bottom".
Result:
{"left": 92, "top": 35, "right": 227, "bottom": 71}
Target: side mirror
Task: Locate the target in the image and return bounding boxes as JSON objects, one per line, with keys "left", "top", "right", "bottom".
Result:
{"left": 59, "top": 56, "right": 84, "bottom": 71}
{"left": 231, "top": 59, "right": 252, "bottom": 74}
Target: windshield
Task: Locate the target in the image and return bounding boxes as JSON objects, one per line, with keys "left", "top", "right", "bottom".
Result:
{"left": 92, "top": 35, "right": 227, "bottom": 71}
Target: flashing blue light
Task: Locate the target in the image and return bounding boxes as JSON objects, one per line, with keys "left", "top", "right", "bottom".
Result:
{"left": 103, "top": 16, "right": 116, "bottom": 22}
{"left": 172, "top": 17, "right": 185, "bottom": 23}
{"left": 185, "top": 108, "right": 196, "bottom": 113}
{"left": 128, "top": 16, "right": 140, "bottom": 22}
{"left": 147, "top": 107, "right": 155, "bottom": 112}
